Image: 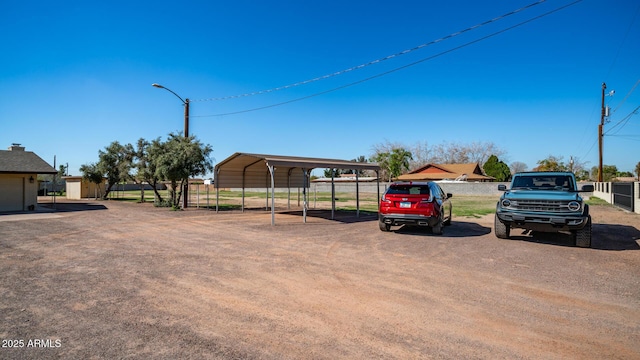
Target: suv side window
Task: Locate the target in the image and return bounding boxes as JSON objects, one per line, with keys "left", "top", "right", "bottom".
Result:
{"left": 431, "top": 184, "right": 444, "bottom": 199}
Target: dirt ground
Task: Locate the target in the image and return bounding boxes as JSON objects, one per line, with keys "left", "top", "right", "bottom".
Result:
{"left": 1, "top": 198, "right": 639, "bottom": 359}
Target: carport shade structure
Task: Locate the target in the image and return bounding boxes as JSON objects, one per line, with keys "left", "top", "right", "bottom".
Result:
{"left": 214, "top": 153, "right": 381, "bottom": 225}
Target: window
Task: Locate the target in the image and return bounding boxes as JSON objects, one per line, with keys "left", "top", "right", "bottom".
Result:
{"left": 387, "top": 185, "right": 430, "bottom": 196}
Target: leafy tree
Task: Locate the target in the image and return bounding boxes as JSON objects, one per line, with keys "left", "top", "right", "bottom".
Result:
{"left": 97, "top": 141, "right": 134, "bottom": 199}
{"left": 636, "top": 161, "right": 640, "bottom": 181}
{"left": 323, "top": 168, "right": 340, "bottom": 178}
{"left": 483, "top": 155, "right": 511, "bottom": 182}
{"left": 534, "top": 155, "right": 589, "bottom": 177}
{"left": 57, "top": 165, "right": 67, "bottom": 178}
{"left": 591, "top": 165, "right": 619, "bottom": 182}
{"left": 79, "top": 162, "right": 104, "bottom": 199}
{"left": 603, "top": 165, "right": 618, "bottom": 181}
{"left": 342, "top": 155, "right": 369, "bottom": 176}
{"left": 134, "top": 137, "right": 166, "bottom": 204}
{"left": 371, "top": 147, "right": 412, "bottom": 182}
{"left": 155, "top": 133, "right": 213, "bottom": 208}
{"left": 534, "top": 155, "right": 567, "bottom": 172}
{"left": 575, "top": 169, "right": 590, "bottom": 181}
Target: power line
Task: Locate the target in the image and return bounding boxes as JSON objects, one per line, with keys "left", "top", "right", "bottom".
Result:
{"left": 606, "top": 135, "right": 640, "bottom": 142}
{"left": 612, "top": 78, "right": 640, "bottom": 114}
{"left": 605, "top": 104, "right": 640, "bottom": 135}
{"left": 191, "top": 0, "right": 551, "bottom": 103}
{"left": 194, "top": 0, "right": 584, "bottom": 118}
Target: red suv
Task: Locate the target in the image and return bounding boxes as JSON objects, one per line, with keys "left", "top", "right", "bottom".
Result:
{"left": 379, "top": 182, "right": 452, "bottom": 234}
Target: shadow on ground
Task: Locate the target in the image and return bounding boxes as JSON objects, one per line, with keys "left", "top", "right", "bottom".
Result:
{"left": 392, "top": 220, "right": 492, "bottom": 238}
{"left": 279, "top": 209, "right": 378, "bottom": 224}
{"left": 506, "top": 224, "right": 640, "bottom": 251}
{"left": 592, "top": 224, "right": 640, "bottom": 250}
{"left": 38, "top": 202, "right": 108, "bottom": 213}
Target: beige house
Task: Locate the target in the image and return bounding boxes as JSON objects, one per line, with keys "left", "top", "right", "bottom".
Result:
{"left": 397, "top": 163, "right": 495, "bottom": 182}
{"left": 64, "top": 176, "right": 107, "bottom": 199}
{"left": 0, "top": 144, "right": 57, "bottom": 212}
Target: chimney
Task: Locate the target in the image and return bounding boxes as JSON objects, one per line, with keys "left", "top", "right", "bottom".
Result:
{"left": 9, "top": 143, "right": 25, "bottom": 151}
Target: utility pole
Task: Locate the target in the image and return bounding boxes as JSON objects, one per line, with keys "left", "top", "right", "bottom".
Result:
{"left": 152, "top": 83, "right": 190, "bottom": 209}
{"left": 184, "top": 98, "right": 190, "bottom": 138}
{"left": 598, "top": 82, "right": 606, "bottom": 182}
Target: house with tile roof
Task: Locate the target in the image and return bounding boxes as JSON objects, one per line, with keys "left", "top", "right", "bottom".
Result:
{"left": 0, "top": 144, "right": 57, "bottom": 212}
{"left": 397, "top": 163, "right": 495, "bottom": 182}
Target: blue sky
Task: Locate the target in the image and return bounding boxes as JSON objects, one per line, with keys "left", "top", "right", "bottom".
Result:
{"left": 1, "top": 0, "right": 639, "bottom": 177}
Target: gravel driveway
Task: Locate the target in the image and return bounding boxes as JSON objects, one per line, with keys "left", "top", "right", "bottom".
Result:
{"left": 1, "top": 199, "right": 639, "bottom": 359}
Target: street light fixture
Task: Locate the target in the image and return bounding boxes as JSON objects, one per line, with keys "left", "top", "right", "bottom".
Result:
{"left": 152, "top": 83, "right": 190, "bottom": 137}
{"left": 152, "top": 83, "right": 191, "bottom": 208}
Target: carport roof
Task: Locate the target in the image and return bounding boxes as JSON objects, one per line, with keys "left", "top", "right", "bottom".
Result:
{"left": 215, "top": 152, "right": 380, "bottom": 173}
{"left": 215, "top": 152, "right": 380, "bottom": 189}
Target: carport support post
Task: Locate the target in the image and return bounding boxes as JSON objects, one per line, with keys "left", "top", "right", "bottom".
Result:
{"left": 215, "top": 168, "right": 220, "bottom": 213}
{"left": 356, "top": 171, "right": 360, "bottom": 217}
{"left": 302, "top": 168, "right": 307, "bottom": 223}
{"left": 287, "top": 168, "right": 292, "bottom": 210}
{"left": 268, "top": 164, "right": 275, "bottom": 226}
{"left": 376, "top": 170, "right": 380, "bottom": 211}
{"left": 331, "top": 169, "right": 335, "bottom": 220}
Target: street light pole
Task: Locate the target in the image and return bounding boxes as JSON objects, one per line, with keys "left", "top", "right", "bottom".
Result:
{"left": 152, "top": 83, "right": 190, "bottom": 208}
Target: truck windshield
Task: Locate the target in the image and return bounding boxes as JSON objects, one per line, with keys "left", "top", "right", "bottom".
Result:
{"left": 512, "top": 175, "right": 574, "bottom": 191}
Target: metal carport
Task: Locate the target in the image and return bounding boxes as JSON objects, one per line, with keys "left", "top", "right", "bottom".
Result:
{"left": 214, "top": 152, "right": 380, "bottom": 225}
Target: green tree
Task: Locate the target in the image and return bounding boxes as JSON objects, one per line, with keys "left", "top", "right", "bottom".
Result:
{"left": 603, "top": 165, "right": 618, "bottom": 181}
{"left": 97, "top": 141, "right": 134, "bottom": 199}
{"left": 134, "top": 137, "right": 166, "bottom": 204}
{"left": 155, "top": 133, "right": 213, "bottom": 208}
{"left": 534, "top": 155, "right": 567, "bottom": 172}
{"left": 591, "top": 165, "right": 619, "bottom": 182}
{"left": 372, "top": 148, "right": 412, "bottom": 182}
{"left": 483, "top": 155, "right": 511, "bottom": 182}
{"left": 343, "top": 155, "right": 369, "bottom": 176}
{"left": 79, "top": 162, "right": 105, "bottom": 199}
{"left": 575, "top": 169, "right": 590, "bottom": 181}
{"left": 324, "top": 168, "right": 342, "bottom": 178}
{"left": 636, "top": 161, "right": 640, "bottom": 181}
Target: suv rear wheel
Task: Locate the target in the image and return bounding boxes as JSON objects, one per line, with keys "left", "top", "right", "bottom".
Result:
{"left": 494, "top": 213, "right": 510, "bottom": 239}
{"left": 379, "top": 219, "right": 390, "bottom": 232}
{"left": 432, "top": 216, "right": 443, "bottom": 235}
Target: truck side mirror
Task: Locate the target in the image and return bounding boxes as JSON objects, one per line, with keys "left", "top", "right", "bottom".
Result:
{"left": 498, "top": 184, "right": 507, "bottom": 191}
{"left": 580, "top": 184, "right": 594, "bottom": 192}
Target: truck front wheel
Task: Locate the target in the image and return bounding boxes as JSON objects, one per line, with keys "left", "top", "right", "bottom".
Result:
{"left": 574, "top": 216, "right": 592, "bottom": 248}
{"left": 494, "top": 214, "right": 510, "bottom": 239}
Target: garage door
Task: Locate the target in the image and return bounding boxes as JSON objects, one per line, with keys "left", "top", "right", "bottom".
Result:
{"left": 0, "top": 177, "right": 24, "bottom": 212}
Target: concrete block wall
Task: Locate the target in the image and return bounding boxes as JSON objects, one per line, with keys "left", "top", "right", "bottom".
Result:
{"left": 592, "top": 182, "right": 613, "bottom": 204}
{"left": 236, "top": 182, "right": 510, "bottom": 197}
{"left": 592, "top": 181, "right": 640, "bottom": 215}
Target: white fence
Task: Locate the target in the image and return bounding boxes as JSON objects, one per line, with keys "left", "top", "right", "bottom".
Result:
{"left": 592, "top": 182, "right": 640, "bottom": 214}
{"left": 230, "top": 182, "right": 511, "bottom": 197}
